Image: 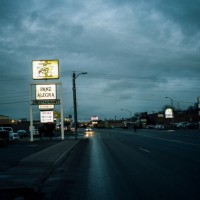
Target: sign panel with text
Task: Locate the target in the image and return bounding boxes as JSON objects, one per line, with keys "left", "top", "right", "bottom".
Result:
{"left": 32, "top": 60, "right": 59, "bottom": 80}
{"left": 32, "top": 99, "right": 60, "bottom": 105}
{"left": 40, "top": 111, "right": 54, "bottom": 123}
{"left": 36, "top": 84, "right": 56, "bottom": 100}
{"left": 165, "top": 108, "right": 174, "bottom": 118}
{"left": 39, "top": 105, "right": 54, "bottom": 110}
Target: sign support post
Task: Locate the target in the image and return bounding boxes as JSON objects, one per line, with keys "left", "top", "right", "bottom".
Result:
{"left": 30, "top": 84, "right": 34, "bottom": 142}
{"left": 60, "top": 83, "right": 64, "bottom": 140}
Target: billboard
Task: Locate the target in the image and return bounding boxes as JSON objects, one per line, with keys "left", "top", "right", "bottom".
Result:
{"left": 32, "top": 60, "right": 59, "bottom": 79}
{"left": 40, "top": 111, "right": 54, "bottom": 123}
{"left": 91, "top": 116, "right": 98, "bottom": 121}
{"left": 36, "top": 84, "right": 56, "bottom": 100}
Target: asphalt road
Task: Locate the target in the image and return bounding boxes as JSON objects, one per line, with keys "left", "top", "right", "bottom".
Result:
{"left": 42, "top": 128, "right": 200, "bottom": 200}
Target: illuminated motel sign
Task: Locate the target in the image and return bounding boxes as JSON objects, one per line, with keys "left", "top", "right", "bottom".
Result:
{"left": 36, "top": 84, "right": 56, "bottom": 100}
{"left": 32, "top": 60, "right": 59, "bottom": 80}
{"left": 165, "top": 108, "right": 174, "bottom": 118}
{"left": 30, "top": 59, "right": 64, "bottom": 141}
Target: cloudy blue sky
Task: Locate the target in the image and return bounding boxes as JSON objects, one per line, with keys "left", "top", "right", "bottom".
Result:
{"left": 0, "top": 0, "right": 200, "bottom": 121}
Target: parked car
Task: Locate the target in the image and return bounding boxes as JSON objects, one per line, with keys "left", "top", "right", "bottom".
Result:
{"left": 155, "top": 124, "right": 165, "bottom": 130}
{"left": 146, "top": 125, "right": 156, "bottom": 129}
{"left": 0, "top": 130, "right": 9, "bottom": 145}
{"left": 70, "top": 127, "right": 75, "bottom": 132}
{"left": 0, "top": 127, "right": 19, "bottom": 142}
{"left": 17, "top": 130, "right": 28, "bottom": 138}
{"left": 9, "top": 132, "right": 20, "bottom": 142}
{"left": 176, "top": 122, "right": 190, "bottom": 129}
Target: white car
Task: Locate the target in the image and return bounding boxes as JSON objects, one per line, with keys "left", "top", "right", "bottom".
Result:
{"left": 85, "top": 127, "right": 92, "bottom": 131}
{"left": 9, "top": 132, "right": 20, "bottom": 142}
{"left": 17, "top": 130, "right": 28, "bottom": 138}
{"left": 176, "top": 122, "right": 190, "bottom": 129}
{"left": 0, "top": 127, "right": 19, "bottom": 142}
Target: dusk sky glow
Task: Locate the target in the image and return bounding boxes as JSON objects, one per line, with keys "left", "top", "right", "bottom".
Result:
{"left": 0, "top": 0, "right": 200, "bottom": 121}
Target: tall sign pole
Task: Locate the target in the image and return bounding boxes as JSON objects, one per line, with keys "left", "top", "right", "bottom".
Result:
{"left": 30, "top": 84, "right": 34, "bottom": 142}
{"left": 31, "top": 60, "right": 64, "bottom": 141}
{"left": 60, "top": 83, "right": 64, "bottom": 140}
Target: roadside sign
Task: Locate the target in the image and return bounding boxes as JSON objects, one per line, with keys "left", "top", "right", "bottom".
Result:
{"left": 32, "top": 99, "right": 60, "bottom": 105}
{"left": 165, "top": 108, "right": 174, "bottom": 118}
{"left": 40, "top": 111, "right": 54, "bottom": 123}
{"left": 39, "top": 105, "right": 54, "bottom": 110}
{"left": 36, "top": 84, "right": 56, "bottom": 100}
{"left": 32, "top": 60, "right": 59, "bottom": 80}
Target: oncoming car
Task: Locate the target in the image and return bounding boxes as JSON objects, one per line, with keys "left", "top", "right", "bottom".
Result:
{"left": 85, "top": 127, "right": 92, "bottom": 132}
{"left": 85, "top": 127, "right": 93, "bottom": 137}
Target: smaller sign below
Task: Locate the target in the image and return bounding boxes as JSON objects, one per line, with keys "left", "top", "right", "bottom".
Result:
{"left": 32, "top": 99, "right": 60, "bottom": 105}
{"left": 39, "top": 105, "right": 54, "bottom": 110}
{"left": 158, "top": 114, "right": 164, "bottom": 118}
{"left": 40, "top": 111, "right": 54, "bottom": 123}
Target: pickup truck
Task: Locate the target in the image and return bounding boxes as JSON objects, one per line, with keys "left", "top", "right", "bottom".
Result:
{"left": 0, "top": 130, "right": 9, "bottom": 145}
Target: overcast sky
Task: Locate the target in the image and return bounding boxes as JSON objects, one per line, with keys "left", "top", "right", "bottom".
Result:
{"left": 0, "top": 0, "right": 200, "bottom": 121}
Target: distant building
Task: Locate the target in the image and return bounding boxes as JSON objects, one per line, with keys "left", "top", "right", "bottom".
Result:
{"left": 0, "top": 115, "right": 17, "bottom": 126}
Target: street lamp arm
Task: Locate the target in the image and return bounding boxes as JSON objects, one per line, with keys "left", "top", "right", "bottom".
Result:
{"left": 121, "top": 108, "right": 132, "bottom": 118}
{"left": 75, "top": 72, "right": 88, "bottom": 79}
{"left": 165, "top": 96, "right": 173, "bottom": 107}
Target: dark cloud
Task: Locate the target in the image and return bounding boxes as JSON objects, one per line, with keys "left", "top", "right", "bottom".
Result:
{"left": 0, "top": 0, "right": 199, "bottom": 120}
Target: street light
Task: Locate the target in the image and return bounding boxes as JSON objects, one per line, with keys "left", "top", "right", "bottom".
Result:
{"left": 72, "top": 71, "right": 87, "bottom": 139}
{"left": 121, "top": 109, "right": 132, "bottom": 120}
{"left": 165, "top": 96, "right": 173, "bottom": 107}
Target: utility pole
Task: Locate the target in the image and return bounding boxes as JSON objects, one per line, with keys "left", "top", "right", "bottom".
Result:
{"left": 72, "top": 72, "right": 87, "bottom": 139}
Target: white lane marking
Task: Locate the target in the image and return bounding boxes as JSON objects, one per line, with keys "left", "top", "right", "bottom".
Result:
{"left": 138, "top": 135, "right": 200, "bottom": 147}
{"left": 139, "top": 147, "right": 150, "bottom": 153}
{"left": 156, "top": 137, "right": 198, "bottom": 146}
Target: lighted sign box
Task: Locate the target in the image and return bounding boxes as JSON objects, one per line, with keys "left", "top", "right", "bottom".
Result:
{"left": 40, "top": 111, "right": 54, "bottom": 123}
{"left": 91, "top": 116, "right": 98, "bottom": 121}
{"left": 39, "top": 105, "right": 54, "bottom": 110}
{"left": 165, "top": 108, "right": 174, "bottom": 118}
{"left": 32, "top": 60, "right": 59, "bottom": 80}
{"left": 36, "top": 84, "right": 56, "bottom": 100}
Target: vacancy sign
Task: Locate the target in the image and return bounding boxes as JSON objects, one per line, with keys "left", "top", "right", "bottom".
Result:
{"left": 40, "top": 111, "right": 54, "bottom": 123}
{"left": 36, "top": 84, "right": 56, "bottom": 100}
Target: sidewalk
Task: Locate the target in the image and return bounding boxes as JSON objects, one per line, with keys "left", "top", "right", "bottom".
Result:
{"left": 0, "top": 137, "right": 81, "bottom": 196}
